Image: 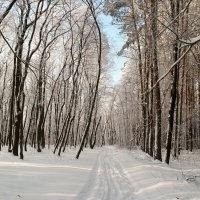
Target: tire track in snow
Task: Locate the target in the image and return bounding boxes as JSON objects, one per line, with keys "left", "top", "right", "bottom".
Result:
{"left": 75, "top": 147, "right": 135, "bottom": 200}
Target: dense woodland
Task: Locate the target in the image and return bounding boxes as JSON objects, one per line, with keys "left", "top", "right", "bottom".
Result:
{"left": 0, "top": 0, "right": 200, "bottom": 164}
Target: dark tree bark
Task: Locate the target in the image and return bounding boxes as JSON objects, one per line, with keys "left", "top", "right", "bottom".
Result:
{"left": 165, "top": 0, "right": 181, "bottom": 164}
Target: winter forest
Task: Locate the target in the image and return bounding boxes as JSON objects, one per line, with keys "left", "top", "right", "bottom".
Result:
{"left": 0, "top": 0, "right": 200, "bottom": 200}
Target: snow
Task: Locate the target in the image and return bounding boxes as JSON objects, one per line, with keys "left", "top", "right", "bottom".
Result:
{"left": 0, "top": 147, "right": 97, "bottom": 200}
{"left": 181, "top": 35, "right": 200, "bottom": 45}
{"left": 170, "top": 150, "right": 200, "bottom": 187}
{"left": 0, "top": 146, "right": 200, "bottom": 200}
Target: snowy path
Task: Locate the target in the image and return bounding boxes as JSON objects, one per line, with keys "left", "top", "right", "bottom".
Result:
{"left": 0, "top": 146, "right": 200, "bottom": 200}
{"left": 76, "top": 147, "right": 135, "bottom": 200}
{"left": 77, "top": 147, "right": 200, "bottom": 200}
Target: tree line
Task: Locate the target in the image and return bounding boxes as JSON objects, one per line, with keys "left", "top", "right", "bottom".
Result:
{"left": 104, "top": 0, "right": 200, "bottom": 164}
{"left": 0, "top": 0, "right": 108, "bottom": 159}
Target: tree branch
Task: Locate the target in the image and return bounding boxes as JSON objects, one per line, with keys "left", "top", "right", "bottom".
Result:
{"left": 0, "top": 0, "right": 17, "bottom": 24}
{"left": 147, "top": 45, "right": 192, "bottom": 94}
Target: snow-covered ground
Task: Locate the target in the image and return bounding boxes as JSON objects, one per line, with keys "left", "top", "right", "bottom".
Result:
{"left": 0, "top": 146, "right": 200, "bottom": 200}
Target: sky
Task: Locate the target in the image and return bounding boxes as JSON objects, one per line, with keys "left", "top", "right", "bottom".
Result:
{"left": 99, "top": 14, "right": 127, "bottom": 85}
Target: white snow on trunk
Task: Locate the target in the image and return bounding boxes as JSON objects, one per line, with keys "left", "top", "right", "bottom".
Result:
{"left": 181, "top": 35, "right": 200, "bottom": 45}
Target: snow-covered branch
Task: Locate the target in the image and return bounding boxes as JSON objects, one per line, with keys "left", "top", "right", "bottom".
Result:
{"left": 180, "top": 35, "right": 200, "bottom": 45}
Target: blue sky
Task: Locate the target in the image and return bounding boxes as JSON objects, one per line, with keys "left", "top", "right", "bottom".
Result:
{"left": 100, "top": 14, "right": 127, "bottom": 84}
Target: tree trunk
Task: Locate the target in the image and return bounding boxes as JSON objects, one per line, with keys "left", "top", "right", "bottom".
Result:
{"left": 150, "top": 0, "right": 162, "bottom": 161}
{"left": 165, "top": 0, "right": 180, "bottom": 164}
